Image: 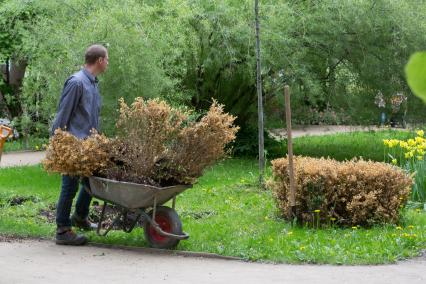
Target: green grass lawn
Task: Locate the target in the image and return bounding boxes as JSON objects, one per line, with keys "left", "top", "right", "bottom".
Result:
{"left": 0, "top": 158, "right": 425, "bottom": 264}
{"left": 3, "top": 138, "right": 48, "bottom": 153}
{"left": 288, "top": 130, "right": 414, "bottom": 161}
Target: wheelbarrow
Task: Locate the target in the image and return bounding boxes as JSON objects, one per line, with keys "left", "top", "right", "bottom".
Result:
{"left": 0, "top": 125, "right": 13, "bottom": 163}
{"left": 87, "top": 176, "right": 191, "bottom": 249}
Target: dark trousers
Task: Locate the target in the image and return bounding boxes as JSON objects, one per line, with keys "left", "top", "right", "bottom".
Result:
{"left": 56, "top": 175, "right": 92, "bottom": 228}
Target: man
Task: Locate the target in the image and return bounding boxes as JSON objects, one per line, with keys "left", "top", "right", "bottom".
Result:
{"left": 51, "top": 44, "right": 109, "bottom": 245}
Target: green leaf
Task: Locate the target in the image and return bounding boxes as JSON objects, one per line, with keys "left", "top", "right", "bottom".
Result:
{"left": 406, "top": 52, "right": 426, "bottom": 103}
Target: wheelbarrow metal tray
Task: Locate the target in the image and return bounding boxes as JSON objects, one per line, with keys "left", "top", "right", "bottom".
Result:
{"left": 89, "top": 176, "right": 192, "bottom": 209}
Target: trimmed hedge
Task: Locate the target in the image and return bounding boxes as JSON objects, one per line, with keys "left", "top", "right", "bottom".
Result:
{"left": 268, "top": 156, "right": 413, "bottom": 226}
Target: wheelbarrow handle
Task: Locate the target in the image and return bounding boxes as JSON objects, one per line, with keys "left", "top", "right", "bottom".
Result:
{"left": 150, "top": 223, "right": 190, "bottom": 240}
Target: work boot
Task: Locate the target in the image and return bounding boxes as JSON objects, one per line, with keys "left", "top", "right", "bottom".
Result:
{"left": 71, "top": 214, "right": 98, "bottom": 231}
{"left": 56, "top": 227, "right": 88, "bottom": 246}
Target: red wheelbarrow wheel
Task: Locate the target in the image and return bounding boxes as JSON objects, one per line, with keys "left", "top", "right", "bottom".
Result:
{"left": 144, "top": 206, "right": 182, "bottom": 249}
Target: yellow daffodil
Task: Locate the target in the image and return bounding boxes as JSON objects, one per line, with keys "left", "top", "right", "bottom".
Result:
{"left": 416, "top": 130, "right": 424, "bottom": 137}
{"left": 400, "top": 141, "right": 409, "bottom": 149}
{"left": 408, "top": 225, "right": 414, "bottom": 229}
{"left": 396, "top": 226, "right": 402, "bottom": 230}
{"left": 390, "top": 139, "right": 400, "bottom": 148}
{"left": 383, "top": 139, "right": 390, "bottom": 146}
{"left": 416, "top": 137, "right": 424, "bottom": 144}
{"left": 408, "top": 139, "right": 416, "bottom": 147}
{"left": 314, "top": 209, "right": 320, "bottom": 213}
{"left": 391, "top": 159, "right": 398, "bottom": 165}
{"left": 417, "top": 156, "right": 424, "bottom": 161}
{"left": 299, "top": 246, "right": 305, "bottom": 251}
{"left": 405, "top": 151, "right": 414, "bottom": 159}
{"left": 352, "top": 226, "right": 357, "bottom": 230}
{"left": 330, "top": 217, "right": 336, "bottom": 221}
{"left": 287, "top": 231, "right": 293, "bottom": 236}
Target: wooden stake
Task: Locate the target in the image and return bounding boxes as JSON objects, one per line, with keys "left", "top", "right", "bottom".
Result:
{"left": 284, "top": 86, "right": 296, "bottom": 214}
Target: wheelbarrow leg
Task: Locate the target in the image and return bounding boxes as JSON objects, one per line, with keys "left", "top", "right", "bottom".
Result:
{"left": 96, "top": 201, "right": 122, "bottom": 236}
{"left": 96, "top": 201, "right": 107, "bottom": 236}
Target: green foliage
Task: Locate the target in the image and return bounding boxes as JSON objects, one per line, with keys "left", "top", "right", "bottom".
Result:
{"left": 232, "top": 126, "right": 285, "bottom": 158}
{"left": 17, "top": 0, "right": 179, "bottom": 136}
{"left": 406, "top": 52, "right": 426, "bottom": 103}
{"left": 3, "top": 0, "right": 426, "bottom": 139}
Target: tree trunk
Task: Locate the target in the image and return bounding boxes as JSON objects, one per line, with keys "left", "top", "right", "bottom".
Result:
{"left": 255, "top": 0, "right": 265, "bottom": 187}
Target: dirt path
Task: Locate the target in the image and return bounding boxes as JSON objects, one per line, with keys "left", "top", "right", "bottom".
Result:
{"left": 0, "top": 239, "right": 425, "bottom": 284}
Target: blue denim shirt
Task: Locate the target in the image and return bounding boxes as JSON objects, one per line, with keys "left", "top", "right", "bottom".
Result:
{"left": 51, "top": 69, "right": 102, "bottom": 139}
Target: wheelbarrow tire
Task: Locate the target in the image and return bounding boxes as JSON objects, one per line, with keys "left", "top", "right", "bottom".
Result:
{"left": 144, "top": 206, "right": 182, "bottom": 249}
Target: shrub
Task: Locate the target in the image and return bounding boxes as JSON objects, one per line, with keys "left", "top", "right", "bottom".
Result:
{"left": 43, "top": 98, "right": 239, "bottom": 186}
{"left": 42, "top": 129, "right": 111, "bottom": 177}
{"left": 108, "top": 97, "right": 187, "bottom": 180}
{"left": 160, "top": 101, "right": 239, "bottom": 184}
{"left": 268, "top": 156, "right": 413, "bottom": 226}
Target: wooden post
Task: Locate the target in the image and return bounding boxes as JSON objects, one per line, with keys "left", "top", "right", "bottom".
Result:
{"left": 255, "top": 0, "right": 265, "bottom": 187}
{"left": 284, "top": 85, "right": 296, "bottom": 215}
